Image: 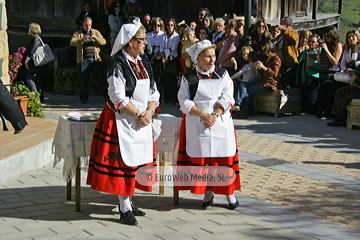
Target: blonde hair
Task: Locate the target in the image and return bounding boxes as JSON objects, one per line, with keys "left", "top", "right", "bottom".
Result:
{"left": 299, "top": 30, "right": 312, "bottom": 39}
{"left": 151, "top": 17, "right": 165, "bottom": 31}
{"left": 29, "top": 23, "right": 42, "bottom": 35}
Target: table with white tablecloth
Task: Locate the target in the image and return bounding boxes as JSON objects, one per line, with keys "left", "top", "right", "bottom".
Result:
{"left": 52, "top": 116, "right": 97, "bottom": 211}
{"left": 52, "top": 114, "right": 182, "bottom": 211}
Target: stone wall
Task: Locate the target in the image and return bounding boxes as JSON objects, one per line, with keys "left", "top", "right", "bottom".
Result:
{"left": 0, "top": 0, "right": 9, "bottom": 85}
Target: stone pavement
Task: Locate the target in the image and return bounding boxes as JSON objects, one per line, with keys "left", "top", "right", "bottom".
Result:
{"left": 0, "top": 92, "right": 359, "bottom": 239}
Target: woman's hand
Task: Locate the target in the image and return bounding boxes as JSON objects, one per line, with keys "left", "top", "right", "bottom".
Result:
{"left": 320, "top": 43, "right": 328, "bottom": 52}
{"left": 345, "top": 69, "right": 353, "bottom": 76}
{"left": 137, "top": 110, "right": 153, "bottom": 128}
{"left": 200, "top": 112, "right": 217, "bottom": 129}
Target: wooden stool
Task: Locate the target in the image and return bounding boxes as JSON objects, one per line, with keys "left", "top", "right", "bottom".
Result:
{"left": 254, "top": 88, "right": 301, "bottom": 118}
{"left": 347, "top": 98, "right": 360, "bottom": 129}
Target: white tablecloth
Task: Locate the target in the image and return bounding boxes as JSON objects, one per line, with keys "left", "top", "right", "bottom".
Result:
{"left": 152, "top": 114, "right": 182, "bottom": 165}
{"left": 52, "top": 116, "right": 97, "bottom": 181}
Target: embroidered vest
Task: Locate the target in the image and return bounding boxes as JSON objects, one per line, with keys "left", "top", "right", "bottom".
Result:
{"left": 184, "top": 66, "right": 226, "bottom": 100}
{"left": 107, "top": 51, "right": 155, "bottom": 98}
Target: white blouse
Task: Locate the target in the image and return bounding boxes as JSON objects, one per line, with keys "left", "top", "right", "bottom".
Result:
{"left": 178, "top": 65, "right": 234, "bottom": 115}
{"left": 108, "top": 50, "right": 160, "bottom": 109}
{"left": 160, "top": 31, "right": 180, "bottom": 60}
{"left": 147, "top": 30, "right": 165, "bottom": 59}
{"left": 340, "top": 45, "right": 360, "bottom": 71}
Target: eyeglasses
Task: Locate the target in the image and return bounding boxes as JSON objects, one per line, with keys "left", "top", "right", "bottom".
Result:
{"left": 153, "top": 24, "right": 161, "bottom": 27}
{"left": 133, "top": 37, "right": 147, "bottom": 43}
{"left": 199, "top": 14, "right": 205, "bottom": 17}
{"left": 115, "top": 5, "right": 120, "bottom": 8}
{"left": 324, "top": 34, "right": 331, "bottom": 38}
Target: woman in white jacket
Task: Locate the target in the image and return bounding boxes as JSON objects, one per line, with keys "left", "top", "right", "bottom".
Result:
{"left": 334, "top": 30, "right": 360, "bottom": 83}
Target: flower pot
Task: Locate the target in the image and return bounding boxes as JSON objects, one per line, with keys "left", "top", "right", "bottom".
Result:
{"left": 14, "top": 96, "right": 29, "bottom": 116}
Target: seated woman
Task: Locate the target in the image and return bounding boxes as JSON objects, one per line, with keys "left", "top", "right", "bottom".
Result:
{"left": 316, "top": 26, "right": 343, "bottom": 119}
{"left": 334, "top": 30, "right": 360, "bottom": 84}
{"left": 176, "top": 40, "right": 241, "bottom": 210}
{"left": 246, "top": 40, "right": 281, "bottom": 117}
{"left": 328, "top": 64, "right": 360, "bottom": 127}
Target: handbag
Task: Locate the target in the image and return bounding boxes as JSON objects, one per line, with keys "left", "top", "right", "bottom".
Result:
{"left": 32, "top": 36, "right": 55, "bottom": 66}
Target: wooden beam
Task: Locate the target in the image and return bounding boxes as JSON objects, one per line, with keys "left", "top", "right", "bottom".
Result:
{"left": 312, "top": 0, "right": 318, "bottom": 20}
{"left": 338, "top": 0, "right": 343, "bottom": 14}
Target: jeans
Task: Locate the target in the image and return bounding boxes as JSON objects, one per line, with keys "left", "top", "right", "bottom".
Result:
{"left": 234, "top": 80, "right": 256, "bottom": 115}
{"left": 79, "top": 58, "right": 108, "bottom": 101}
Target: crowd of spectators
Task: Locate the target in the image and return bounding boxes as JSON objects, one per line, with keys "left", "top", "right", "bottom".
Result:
{"left": 71, "top": 1, "right": 360, "bottom": 125}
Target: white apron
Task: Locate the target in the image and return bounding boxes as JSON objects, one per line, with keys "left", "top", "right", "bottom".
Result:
{"left": 116, "top": 76, "right": 153, "bottom": 167}
{"left": 185, "top": 74, "right": 236, "bottom": 158}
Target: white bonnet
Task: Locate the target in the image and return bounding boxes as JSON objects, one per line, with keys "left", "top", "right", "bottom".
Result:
{"left": 110, "top": 18, "right": 142, "bottom": 56}
{"left": 186, "top": 40, "right": 216, "bottom": 64}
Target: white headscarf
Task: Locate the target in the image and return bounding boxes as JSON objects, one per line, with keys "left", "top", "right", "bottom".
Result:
{"left": 186, "top": 40, "right": 216, "bottom": 64}
{"left": 110, "top": 18, "right": 142, "bottom": 56}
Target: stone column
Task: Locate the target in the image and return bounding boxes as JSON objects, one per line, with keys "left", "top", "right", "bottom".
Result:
{"left": 0, "top": 0, "right": 9, "bottom": 85}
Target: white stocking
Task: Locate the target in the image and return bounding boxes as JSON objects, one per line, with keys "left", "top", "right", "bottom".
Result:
{"left": 117, "top": 195, "right": 132, "bottom": 213}
{"left": 203, "top": 190, "right": 214, "bottom": 202}
{"left": 226, "top": 194, "right": 236, "bottom": 204}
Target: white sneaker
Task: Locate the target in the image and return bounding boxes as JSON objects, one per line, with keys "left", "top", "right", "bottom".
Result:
{"left": 321, "top": 117, "right": 328, "bottom": 120}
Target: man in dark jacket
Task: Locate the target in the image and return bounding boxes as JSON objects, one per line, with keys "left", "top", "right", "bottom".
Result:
{"left": 0, "top": 80, "right": 27, "bottom": 134}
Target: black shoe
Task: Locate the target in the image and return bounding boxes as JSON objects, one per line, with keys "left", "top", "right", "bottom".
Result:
{"left": 131, "top": 204, "right": 146, "bottom": 216}
{"left": 201, "top": 195, "right": 214, "bottom": 208}
{"left": 119, "top": 210, "right": 138, "bottom": 226}
{"left": 327, "top": 118, "right": 346, "bottom": 127}
{"left": 228, "top": 199, "right": 240, "bottom": 210}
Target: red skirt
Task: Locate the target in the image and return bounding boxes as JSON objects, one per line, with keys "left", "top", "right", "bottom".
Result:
{"left": 86, "top": 103, "right": 157, "bottom": 195}
{"left": 175, "top": 115, "right": 241, "bottom": 195}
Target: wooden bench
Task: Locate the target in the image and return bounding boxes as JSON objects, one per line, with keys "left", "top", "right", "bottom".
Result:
{"left": 347, "top": 98, "right": 360, "bottom": 129}
{"left": 254, "top": 88, "right": 301, "bottom": 118}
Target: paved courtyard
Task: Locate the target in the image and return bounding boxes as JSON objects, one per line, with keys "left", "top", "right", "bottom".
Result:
{"left": 0, "top": 92, "right": 359, "bottom": 239}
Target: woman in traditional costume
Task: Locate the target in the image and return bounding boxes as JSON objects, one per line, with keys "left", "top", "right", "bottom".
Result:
{"left": 175, "top": 40, "right": 241, "bottom": 209}
{"left": 86, "top": 19, "right": 159, "bottom": 226}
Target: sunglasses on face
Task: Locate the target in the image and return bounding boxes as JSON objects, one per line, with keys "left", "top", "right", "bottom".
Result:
{"left": 133, "top": 37, "right": 147, "bottom": 43}
{"left": 115, "top": 5, "right": 120, "bottom": 7}
{"left": 199, "top": 14, "right": 205, "bottom": 17}
{"left": 258, "top": 25, "right": 265, "bottom": 28}
{"left": 167, "top": 24, "right": 174, "bottom": 27}
{"left": 153, "top": 24, "right": 161, "bottom": 27}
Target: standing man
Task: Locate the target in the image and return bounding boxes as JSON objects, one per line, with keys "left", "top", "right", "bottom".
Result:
{"left": 195, "top": 7, "right": 210, "bottom": 37}
{"left": 142, "top": 14, "right": 151, "bottom": 32}
{"left": 278, "top": 17, "right": 299, "bottom": 88}
{"left": 70, "top": 17, "right": 108, "bottom": 104}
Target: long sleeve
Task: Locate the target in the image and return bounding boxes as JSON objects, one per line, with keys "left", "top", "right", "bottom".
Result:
{"left": 178, "top": 76, "right": 195, "bottom": 115}
{"left": 217, "top": 71, "right": 235, "bottom": 112}
{"left": 108, "top": 15, "right": 122, "bottom": 34}
{"left": 231, "top": 64, "right": 250, "bottom": 80}
{"left": 108, "top": 69, "right": 130, "bottom": 109}
{"left": 217, "top": 35, "right": 241, "bottom": 65}
{"left": 160, "top": 33, "right": 180, "bottom": 59}
{"left": 70, "top": 31, "right": 82, "bottom": 47}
